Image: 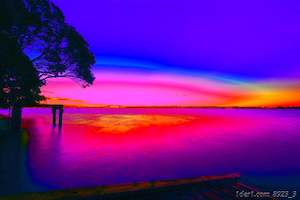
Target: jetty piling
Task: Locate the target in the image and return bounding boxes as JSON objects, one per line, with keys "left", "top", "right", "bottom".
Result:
{"left": 52, "top": 106, "right": 57, "bottom": 127}
{"left": 51, "top": 105, "right": 64, "bottom": 129}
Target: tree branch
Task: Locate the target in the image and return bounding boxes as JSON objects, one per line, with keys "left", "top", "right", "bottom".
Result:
{"left": 39, "top": 73, "right": 75, "bottom": 81}
{"left": 31, "top": 51, "right": 46, "bottom": 63}
{"left": 40, "top": 74, "right": 67, "bottom": 80}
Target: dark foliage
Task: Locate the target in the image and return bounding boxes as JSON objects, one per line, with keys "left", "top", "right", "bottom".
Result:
{"left": 0, "top": 0, "right": 95, "bottom": 109}
{"left": 0, "top": 0, "right": 95, "bottom": 129}
{"left": 0, "top": 35, "right": 44, "bottom": 107}
{"left": 21, "top": 0, "right": 95, "bottom": 87}
{"left": 1, "top": 0, "right": 95, "bottom": 88}
{"left": 0, "top": 0, "right": 44, "bottom": 107}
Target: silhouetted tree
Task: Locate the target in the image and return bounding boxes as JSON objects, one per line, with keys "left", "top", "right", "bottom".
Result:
{"left": 31, "top": 25, "right": 96, "bottom": 87}
{"left": 0, "top": 36, "right": 43, "bottom": 107}
{"left": 17, "top": 0, "right": 95, "bottom": 87}
{"left": 0, "top": 0, "right": 95, "bottom": 130}
{"left": 0, "top": 36, "right": 44, "bottom": 130}
{"left": 1, "top": 0, "right": 44, "bottom": 130}
{"left": 1, "top": 0, "right": 95, "bottom": 86}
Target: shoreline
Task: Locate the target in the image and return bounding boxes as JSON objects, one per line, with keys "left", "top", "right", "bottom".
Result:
{"left": 0, "top": 173, "right": 241, "bottom": 200}
{"left": 3, "top": 106, "right": 300, "bottom": 109}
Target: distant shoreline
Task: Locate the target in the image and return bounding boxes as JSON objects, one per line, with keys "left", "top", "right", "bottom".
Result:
{"left": 29, "top": 106, "right": 300, "bottom": 109}
{"left": 1, "top": 106, "right": 300, "bottom": 109}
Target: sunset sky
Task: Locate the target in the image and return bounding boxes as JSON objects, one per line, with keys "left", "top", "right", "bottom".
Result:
{"left": 43, "top": 0, "right": 300, "bottom": 107}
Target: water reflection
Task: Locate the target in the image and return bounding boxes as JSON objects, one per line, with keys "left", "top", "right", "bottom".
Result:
{"left": 69, "top": 114, "right": 195, "bottom": 133}
{"left": 1, "top": 108, "right": 300, "bottom": 194}
{"left": 0, "top": 132, "right": 23, "bottom": 194}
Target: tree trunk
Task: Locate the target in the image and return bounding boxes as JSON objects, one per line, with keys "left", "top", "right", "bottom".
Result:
{"left": 10, "top": 105, "right": 22, "bottom": 132}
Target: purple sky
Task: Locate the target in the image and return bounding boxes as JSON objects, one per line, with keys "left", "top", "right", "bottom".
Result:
{"left": 40, "top": 0, "right": 300, "bottom": 107}
{"left": 52, "top": 0, "right": 300, "bottom": 79}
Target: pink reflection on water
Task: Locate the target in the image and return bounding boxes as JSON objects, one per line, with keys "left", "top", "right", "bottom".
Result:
{"left": 22, "top": 108, "right": 300, "bottom": 189}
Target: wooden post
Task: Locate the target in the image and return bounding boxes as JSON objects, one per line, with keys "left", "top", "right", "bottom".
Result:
{"left": 11, "top": 105, "right": 22, "bottom": 131}
{"left": 52, "top": 106, "right": 57, "bottom": 127}
{"left": 58, "top": 106, "right": 63, "bottom": 129}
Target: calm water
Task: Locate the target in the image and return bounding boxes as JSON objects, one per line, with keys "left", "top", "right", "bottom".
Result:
{"left": 0, "top": 108, "right": 300, "bottom": 195}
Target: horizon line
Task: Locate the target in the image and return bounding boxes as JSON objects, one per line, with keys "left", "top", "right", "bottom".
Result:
{"left": 32, "top": 104, "right": 300, "bottom": 109}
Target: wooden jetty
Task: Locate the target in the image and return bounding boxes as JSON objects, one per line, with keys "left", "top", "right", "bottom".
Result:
{"left": 50, "top": 105, "right": 64, "bottom": 128}
{"left": 2, "top": 104, "right": 64, "bottom": 130}
{"left": 27, "top": 104, "right": 64, "bottom": 129}
{"left": 1, "top": 173, "right": 278, "bottom": 200}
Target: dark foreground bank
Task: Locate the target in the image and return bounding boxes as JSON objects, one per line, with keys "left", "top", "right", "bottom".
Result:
{"left": 1, "top": 173, "right": 279, "bottom": 200}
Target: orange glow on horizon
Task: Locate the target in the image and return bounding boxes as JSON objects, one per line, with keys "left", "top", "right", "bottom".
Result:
{"left": 41, "top": 71, "right": 300, "bottom": 108}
